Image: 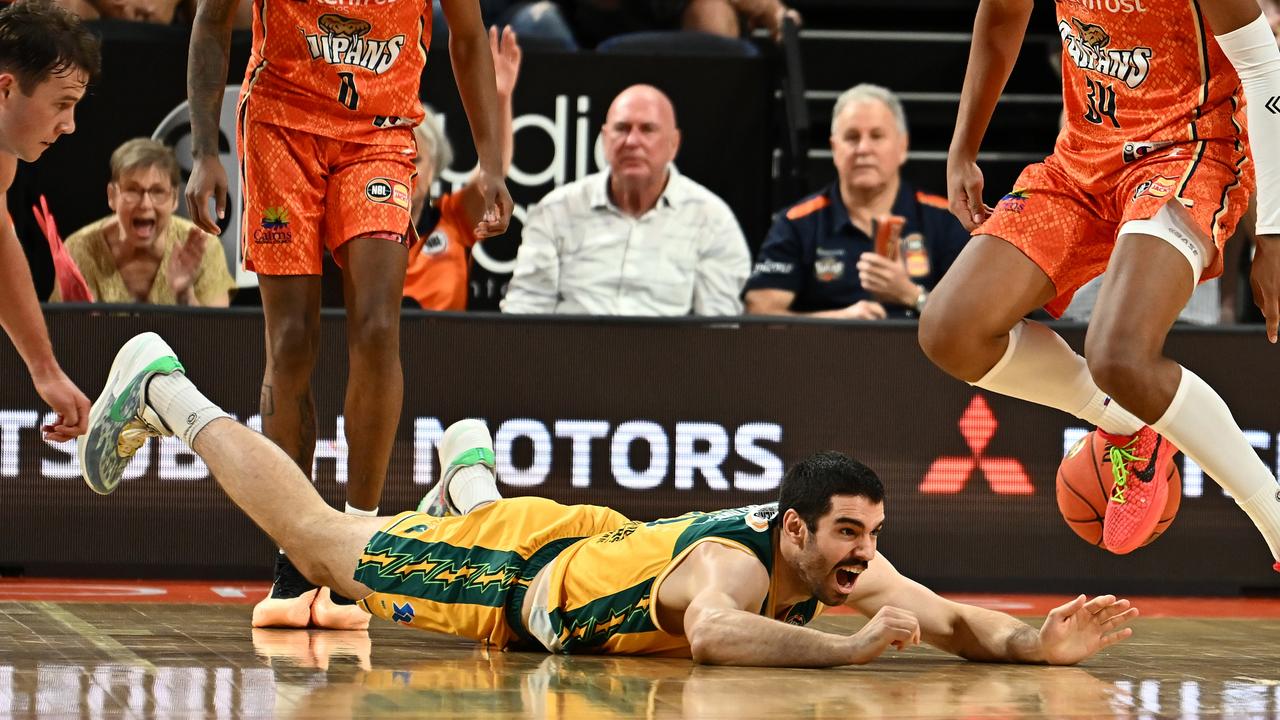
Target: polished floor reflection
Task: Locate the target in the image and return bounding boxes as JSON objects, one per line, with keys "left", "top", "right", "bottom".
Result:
{"left": 1, "top": 602, "right": 1279, "bottom": 718}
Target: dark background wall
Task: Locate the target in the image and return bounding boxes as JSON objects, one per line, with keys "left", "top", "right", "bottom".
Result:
{"left": 2, "top": 308, "right": 1277, "bottom": 596}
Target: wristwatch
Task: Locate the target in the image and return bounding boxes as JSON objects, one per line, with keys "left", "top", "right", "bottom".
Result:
{"left": 913, "top": 286, "right": 929, "bottom": 313}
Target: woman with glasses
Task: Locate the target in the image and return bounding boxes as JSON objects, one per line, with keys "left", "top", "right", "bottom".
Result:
{"left": 51, "top": 138, "right": 234, "bottom": 306}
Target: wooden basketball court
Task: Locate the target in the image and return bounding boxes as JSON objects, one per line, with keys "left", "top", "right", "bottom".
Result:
{"left": 2, "top": 581, "right": 1278, "bottom": 718}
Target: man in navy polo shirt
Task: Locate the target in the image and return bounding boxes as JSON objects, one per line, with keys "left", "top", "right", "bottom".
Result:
{"left": 744, "top": 84, "right": 970, "bottom": 319}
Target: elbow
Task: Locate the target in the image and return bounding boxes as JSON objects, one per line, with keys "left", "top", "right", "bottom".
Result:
{"left": 686, "top": 610, "right": 730, "bottom": 665}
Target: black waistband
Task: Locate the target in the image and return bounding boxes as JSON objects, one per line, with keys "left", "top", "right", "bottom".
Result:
{"left": 503, "top": 536, "right": 584, "bottom": 651}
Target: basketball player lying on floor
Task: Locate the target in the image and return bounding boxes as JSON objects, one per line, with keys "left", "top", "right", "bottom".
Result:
{"left": 80, "top": 333, "right": 1138, "bottom": 667}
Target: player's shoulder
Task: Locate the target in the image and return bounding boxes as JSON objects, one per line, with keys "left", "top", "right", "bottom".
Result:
{"left": 784, "top": 191, "right": 833, "bottom": 221}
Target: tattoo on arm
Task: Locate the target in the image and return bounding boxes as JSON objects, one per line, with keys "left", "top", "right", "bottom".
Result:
{"left": 188, "top": 0, "right": 239, "bottom": 157}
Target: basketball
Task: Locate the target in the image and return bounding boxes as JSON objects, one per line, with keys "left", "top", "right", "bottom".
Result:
{"left": 1055, "top": 431, "right": 1181, "bottom": 550}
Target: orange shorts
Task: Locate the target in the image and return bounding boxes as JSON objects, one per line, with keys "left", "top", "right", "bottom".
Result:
{"left": 978, "top": 141, "right": 1252, "bottom": 317}
{"left": 238, "top": 103, "right": 417, "bottom": 276}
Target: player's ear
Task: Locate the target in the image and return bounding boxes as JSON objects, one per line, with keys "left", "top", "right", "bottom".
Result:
{"left": 0, "top": 73, "right": 14, "bottom": 99}
{"left": 781, "top": 508, "right": 808, "bottom": 545}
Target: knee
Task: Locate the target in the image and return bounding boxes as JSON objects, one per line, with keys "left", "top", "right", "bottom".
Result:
{"left": 1085, "top": 343, "right": 1150, "bottom": 404}
{"left": 918, "top": 303, "right": 984, "bottom": 381}
{"left": 348, "top": 309, "right": 400, "bottom": 358}
{"left": 265, "top": 317, "right": 319, "bottom": 379}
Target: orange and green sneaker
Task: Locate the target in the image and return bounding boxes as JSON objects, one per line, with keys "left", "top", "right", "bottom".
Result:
{"left": 1100, "top": 426, "right": 1176, "bottom": 554}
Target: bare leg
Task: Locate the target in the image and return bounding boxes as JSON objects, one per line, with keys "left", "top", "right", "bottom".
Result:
{"left": 920, "top": 235, "right": 1145, "bottom": 435}
{"left": 919, "top": 235, "right": 1056, "bottom": 380}
{"left": 1088, "top": 232, "right": 1280, "bottom": 562}
{"left": 1084, "top": 233, "right": 1193, "bottom": 420}
{"left": 191, "top": 417, "right": 380, "bottom": 602}
{"left": 336, "top": 237, "right": 408, "bottom": 511}
{"left": 258, "top": 275, "right": 323, "bottom": 478}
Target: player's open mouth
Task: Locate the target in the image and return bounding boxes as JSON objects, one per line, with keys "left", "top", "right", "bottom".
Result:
{"left": 834, "top": 566, "right": 863, "bottom": 592}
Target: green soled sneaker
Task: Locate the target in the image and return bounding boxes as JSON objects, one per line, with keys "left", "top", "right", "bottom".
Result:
{"left": 417, "top": 419, "right": 495, "bottom": 516}
{"left": 79, "top": 332, "right": 183, "bottom": 495}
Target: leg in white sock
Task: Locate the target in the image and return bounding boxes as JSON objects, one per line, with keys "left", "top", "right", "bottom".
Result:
{"left": 972, "top": 321, "right": 1144, "bottom": 435}
{"left": 1152, "top": 367, "right": 1280, "bottom": 562}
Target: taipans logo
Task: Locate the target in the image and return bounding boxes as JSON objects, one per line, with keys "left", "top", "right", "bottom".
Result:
{"left": 1133, "top": 175, "right": 1178, "bottom": 201}
{"left": 253, "top": 206, "right": 292, "bottom": 244}
{"left": 304, "top": 13, "right": 406, "bottom": 75}
{"left": 366, "top": 178, "right": 410, "bottom": 209}
{"left": 745, "top": 504, "right": 778, "bottom": 533}
{"left": 814, "top": 250, "right": 844, "bottom": 282}
{"left": 1123, "top": 140, "right": 1174, "bottom": 164}
{"left": 997, "top": 189, "right": 1030, "bottom": 214}
{"left": 1059, "top": 18, "right": 1153, "bottom": 89}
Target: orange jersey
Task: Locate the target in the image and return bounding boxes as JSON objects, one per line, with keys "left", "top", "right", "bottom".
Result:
{"left": 1053, "top": 0, "right": 1246, "bottom": 187}
{"left": 404, "top": 191, "right": 478, "bottom": 310}
{"left": 241, "top": 0, "right": 430, "bottom": 144}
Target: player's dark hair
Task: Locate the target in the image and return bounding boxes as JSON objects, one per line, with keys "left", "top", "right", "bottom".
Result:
{"left": 0, "top": 0, "right": 100, "bottom": 95}
{"left": 776, "top": 451, "right": 884, "bottom": 532}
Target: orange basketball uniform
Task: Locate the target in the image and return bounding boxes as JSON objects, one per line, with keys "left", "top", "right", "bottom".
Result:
{"left": 980, "top": 0, "right": 1254, "bottom": 316}
{"left": 237, "top": 0, "right": 431, "bottom": 275}
{"left": 403, "top": 191, "right": 479, "bottom": 311}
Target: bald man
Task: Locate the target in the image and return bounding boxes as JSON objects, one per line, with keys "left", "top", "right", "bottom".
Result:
{"left": 502, "top": 84, "right": 750, "bottom": 317}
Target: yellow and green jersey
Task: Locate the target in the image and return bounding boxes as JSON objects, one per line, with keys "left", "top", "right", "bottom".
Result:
{"left": 543, "top": 503, "right": 824, "bottom": 656}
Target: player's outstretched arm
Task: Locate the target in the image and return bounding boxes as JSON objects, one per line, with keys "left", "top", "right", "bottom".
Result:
{"left": 459, "top": 26, "right": 521, "bottom": 233}
{"left": 0, "top": 160, "right": 89, "bottom": 440}
{"left": 847, "top": 553, "right": 1137, "bottom": 664}
{"left": 1202, "top": 0, "right": 1280, "bottom": 341}
{"left": 671, "top": 543, "right": 919, "bottom": 667}
{"left": 947, "top": 0, "right": 1032, "bottom": 230}
{"left": 185, "top": 0, "right": 238, "bottom": 236}
{"left": 441, "top": 0, "right": 513, "bottom": 239}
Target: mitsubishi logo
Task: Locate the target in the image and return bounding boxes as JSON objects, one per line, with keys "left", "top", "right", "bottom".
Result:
{"left": 919, "top": 394, "right": 1034, "bottom": 495}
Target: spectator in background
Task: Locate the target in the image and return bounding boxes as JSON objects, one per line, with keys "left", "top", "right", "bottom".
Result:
{"left": 51, "top": 138, "right": 233, "bottom": 306}
{"left": 432, "top": 0, "right": 577, "bottom": 50}
{"left": 502, "top": 83, "right": 750, "bottom": 316}
{"left": 404, "top": 26, "right": 521, "bottom": 311}
{"left": 54, "top": 0, "right": 182, "bottom": 23}
{"left": 571, "top": 0, "right": 800, "bottom": 47}
{"left": 744, "top": 84, "right": 969, "bottom": 320}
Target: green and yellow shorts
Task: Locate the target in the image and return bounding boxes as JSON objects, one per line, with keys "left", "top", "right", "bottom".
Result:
{"left": 355, "top": 497, "right": 629, "bottom": 649}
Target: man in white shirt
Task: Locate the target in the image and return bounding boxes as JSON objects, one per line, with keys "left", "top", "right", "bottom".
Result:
{"left": 502, "top": 84, "right": 750, "bottom": 316}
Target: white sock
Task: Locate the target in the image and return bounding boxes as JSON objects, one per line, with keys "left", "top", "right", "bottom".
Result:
{"left": 146, "top": 372, "right": 230, "bottom": 446}
{"left": 448, "top": 465, "right": 501, "bottom": 514}
{"left": 1152, "top": 366, "right": 1280, "bottom": 561}
{"left": 344, "top": 503, "right": 378, "bottom": 516}
{"left": 973, "top": 320, "right": 1144, "bottom": 436}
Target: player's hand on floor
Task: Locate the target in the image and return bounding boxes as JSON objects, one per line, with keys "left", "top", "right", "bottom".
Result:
{"left": 1037, "top": 594, "right": 1138, "bottom": 665}
{"left": 846, "top": 605, "right": 920, "bottom": 665}
{"left": 185, "top": 155, "right": 229, "bottom": 236}
{"left": 1250, "top": 234, "right": 1280, "bottom": 344}
{"left": 472, "top": 169, "right": 513, "bottom": 239}
{"left": 946, "top": 154, "right": 992, "bottom": 231}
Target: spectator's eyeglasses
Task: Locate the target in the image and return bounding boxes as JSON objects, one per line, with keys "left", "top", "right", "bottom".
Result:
{"left": 114, "top": 184, "right": 173, "bottom": 206}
